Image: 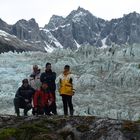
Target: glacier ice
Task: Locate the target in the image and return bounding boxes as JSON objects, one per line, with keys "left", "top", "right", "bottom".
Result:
{"left": 0, "top": 44, "right": 140, "bottom": 120}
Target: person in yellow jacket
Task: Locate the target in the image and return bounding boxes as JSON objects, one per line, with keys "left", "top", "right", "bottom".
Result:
{"left": 58, "top": 65, "right": 75, "bottom": 116}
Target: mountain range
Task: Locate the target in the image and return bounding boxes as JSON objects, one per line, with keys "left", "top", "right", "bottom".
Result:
{"left": 0, "top": 7, "right": 140, "bottom": 53}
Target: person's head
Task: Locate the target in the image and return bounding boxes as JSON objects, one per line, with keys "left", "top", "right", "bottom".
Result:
{"left": 41, "top": 82, "right": 48, "bottom": 90}
{"left": 64, "top": 65, "right": 70, "bottom": 73}
{"left": 22, "top": 79, "right": 29, "bottom": 87}
{"left": 33, "top": 65, "right": 38, "bottom": 73}
{"left": 45, "top": 62, "right": 51, "bottom": 71}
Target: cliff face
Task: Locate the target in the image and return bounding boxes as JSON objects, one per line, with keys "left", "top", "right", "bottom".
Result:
{"left": 0, "top": 115, "right": 140, "bottom": 140}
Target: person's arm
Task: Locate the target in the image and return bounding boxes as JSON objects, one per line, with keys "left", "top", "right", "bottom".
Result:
{"left": 15, "top": 88, "right": 24, "bottom": 99}
{"left": 55, "top": 74, "right": 60, "bottom": 84}
{"left": 71, "top": 74, "right": 77, "bottom": 94}
{"left": 55, "top": 74, "right": 61, "bottom": 93}
{"left": 28, "top": 74, "right": 34, "bottom": 86}
{"left": 33, "top": 91, "right": 39, "bottom": 108}
{"left": 31, "top": 87, "right": 36, "bottom": 95}
{"left": 52, "top": 72, "right": 56, "bottom": 80}
{"left": 48, "top": 92, "right": 54, "bottom": 106}
{"left": 15, "top": 88, "right": 20, "bottom": 98}
{"left": 29, "top": 87, "right": 36, "bottom": 103}
{"left": 40, "top": 73, "right": 44, "bottom": 83}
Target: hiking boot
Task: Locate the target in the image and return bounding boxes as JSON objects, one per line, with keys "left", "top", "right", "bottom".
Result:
{"left": 16, "top": 113, "right": 20, "bottom": 117}
{"left": 70, "top": 109, "right": 74, "bottom": 116}
{"left": 24, "top": 110, "right": 28, "bottom": 116}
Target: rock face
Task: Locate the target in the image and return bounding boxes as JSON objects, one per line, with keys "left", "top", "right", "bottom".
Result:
{"left": 44, "top": 15, "right": 65, "bottom": 30}
{"left": 103, "top": 12, "right": 140, "bottom": 46}
{"left": 0, "top": 19, "right": 11, "bottom": 33}
{"left": 0, "top": 30, "right": 39, "bottom": 53}
{"left": 0, "top": 115, "right": 140, "bottom": 140}
{"left": 10, "top": 18, "right": 40, "bottom": 41}
{"left": 45, "top": 8, "right": 140, "bottom": 49}
{"left": 46, "top": 7, "right": 107, "bottom": 49}
{"left": 1, "top": 8, "right": 140, "bottom": 52}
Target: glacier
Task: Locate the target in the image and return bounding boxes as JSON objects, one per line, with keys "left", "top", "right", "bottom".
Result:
{"left": 0, "top": 44, "right": 140, "bottom": 120}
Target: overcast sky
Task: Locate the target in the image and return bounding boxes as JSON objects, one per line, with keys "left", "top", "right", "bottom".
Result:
{"left": 0, "top": 0, "right": 140, "bottom": 27}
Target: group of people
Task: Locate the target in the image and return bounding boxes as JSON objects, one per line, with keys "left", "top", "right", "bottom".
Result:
{"left": 13, "top": 63, "right": 75, "bottom": 117}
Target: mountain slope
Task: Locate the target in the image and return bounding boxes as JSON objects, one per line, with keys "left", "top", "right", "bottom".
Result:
{"left": 0, "top": 30, "right": 39, "bottom": 53}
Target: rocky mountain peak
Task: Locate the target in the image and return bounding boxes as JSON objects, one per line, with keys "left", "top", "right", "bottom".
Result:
{"left": 1, "top": 8, "right": 140, "bottom": 53}
{"left": 28, "top": 18, "right": 39, "bottom": 28}
{"left": 28, "top": 18, "right": 36, "bottom": 23}
{"left": 0, "top": 18, "right": 11, "bottom": 33}
{"left": 0, "top": 18, "right": 7, "bottom": 25}
{"left": 50, "top": 15, "right": 64, "bottom": 22}
{"left": 66, "top": 6, "right": 93, "bottom": 22}
{"left": 10, "top": 18, "right": 40, "bottom": 41}
{"left": 103, "top": 11, "right": 140, "bottom": 46}
{"left": 76, "top": 6, "right": 90, "bottom": 15}
{"left": 14, "top": 18, "right": 39, "bottom": 30}
{"left": 124, "top": 11, "right": 140, "bottom": 19}
{"left": 44, "top": 15, "right": 65, "bottom": 30}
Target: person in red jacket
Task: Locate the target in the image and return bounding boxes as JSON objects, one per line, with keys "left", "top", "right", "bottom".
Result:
{"left": 33, "top": 82, "right": 54, "bottom": 115}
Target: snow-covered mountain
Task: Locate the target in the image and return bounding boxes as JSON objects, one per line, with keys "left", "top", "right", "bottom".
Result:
{"left": 1, "top": 44, "right": 140, "bottom": 120}
{"left": 1, "top": 8, "right": 140, "bottom": 53}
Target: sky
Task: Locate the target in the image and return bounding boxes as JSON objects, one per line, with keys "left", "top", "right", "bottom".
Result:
{"left": 0, "top": 0, "right": 140, "bottom": 27}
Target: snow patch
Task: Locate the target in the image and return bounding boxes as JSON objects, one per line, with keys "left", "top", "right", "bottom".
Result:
{"left": 50, "top": 24, "right": 70, "bottom": 31}
{"left": 72, "top": 11, "right": 87, "bottom": 22}
{"left": 44, "top": 41, "right": 54, "bottom": 53}
{"left": 0, "top": 30, "right": 16, "bottom": 38}
{"left": 74, "top": 40, "right": 81, "bottom": 48}
{"left": 42, "top": 29, "right": 63, "bottom": 49}
{"left": 101, "top": 38, "right": 108, "bottom": 49}
{"left": 4, "top": 38, "right": 11, "bottom": 41}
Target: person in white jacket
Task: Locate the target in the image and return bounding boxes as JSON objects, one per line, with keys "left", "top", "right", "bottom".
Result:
{"left": 29, "top": 65, "right": 42, "bottom": 115}
{"left": 29, "top": 65, "right": 41, "bottom": 90}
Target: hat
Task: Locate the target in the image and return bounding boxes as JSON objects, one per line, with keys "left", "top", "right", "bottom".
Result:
{"left": 46, "top": 62, "right": 51, "bottom": 68}
{"left": 64, "top": 65, "right": 70, "bottom": 69}
{"left": 22, "top": 79, "right": 28, "bottom": 84}
{"left": 33, "top": 65, "right": 38, "bottom": 69}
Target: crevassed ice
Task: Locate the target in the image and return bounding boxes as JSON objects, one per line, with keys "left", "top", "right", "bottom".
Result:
{"left": 0, "top": 44, "right": 140, "bottom": 120}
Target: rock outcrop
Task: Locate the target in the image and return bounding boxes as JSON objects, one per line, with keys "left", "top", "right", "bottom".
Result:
{"left": 0, "top": 115, "right": 139, "bottom": 140}
{"left": 0, "top": 30, "right": 39, "bottom": 53}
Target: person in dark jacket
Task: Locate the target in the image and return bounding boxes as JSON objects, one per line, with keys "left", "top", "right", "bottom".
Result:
{"left": 13, "top": 79, "right": 35, "bottom": 116}
{"left": 33, "top": 82, "right": 54, "bottom": 115}
{"left": 40, "top": 62, "right": 57, "bottom": 115}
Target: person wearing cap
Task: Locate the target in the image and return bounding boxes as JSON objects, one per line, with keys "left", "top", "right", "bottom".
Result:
{"left": 29, "top": 65, "right": 41, "bottom": 90}
{"left": 13, "top": 79, "right": 35, "bottom": 116}
{"left": 40, "top": 63, "right": 57, "bottom": 115}
{"left": 33, "top": 82, "right": 54, "bottom": 115}
{"left": 57, "top": 65, "right": 75, "bottom": 116}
